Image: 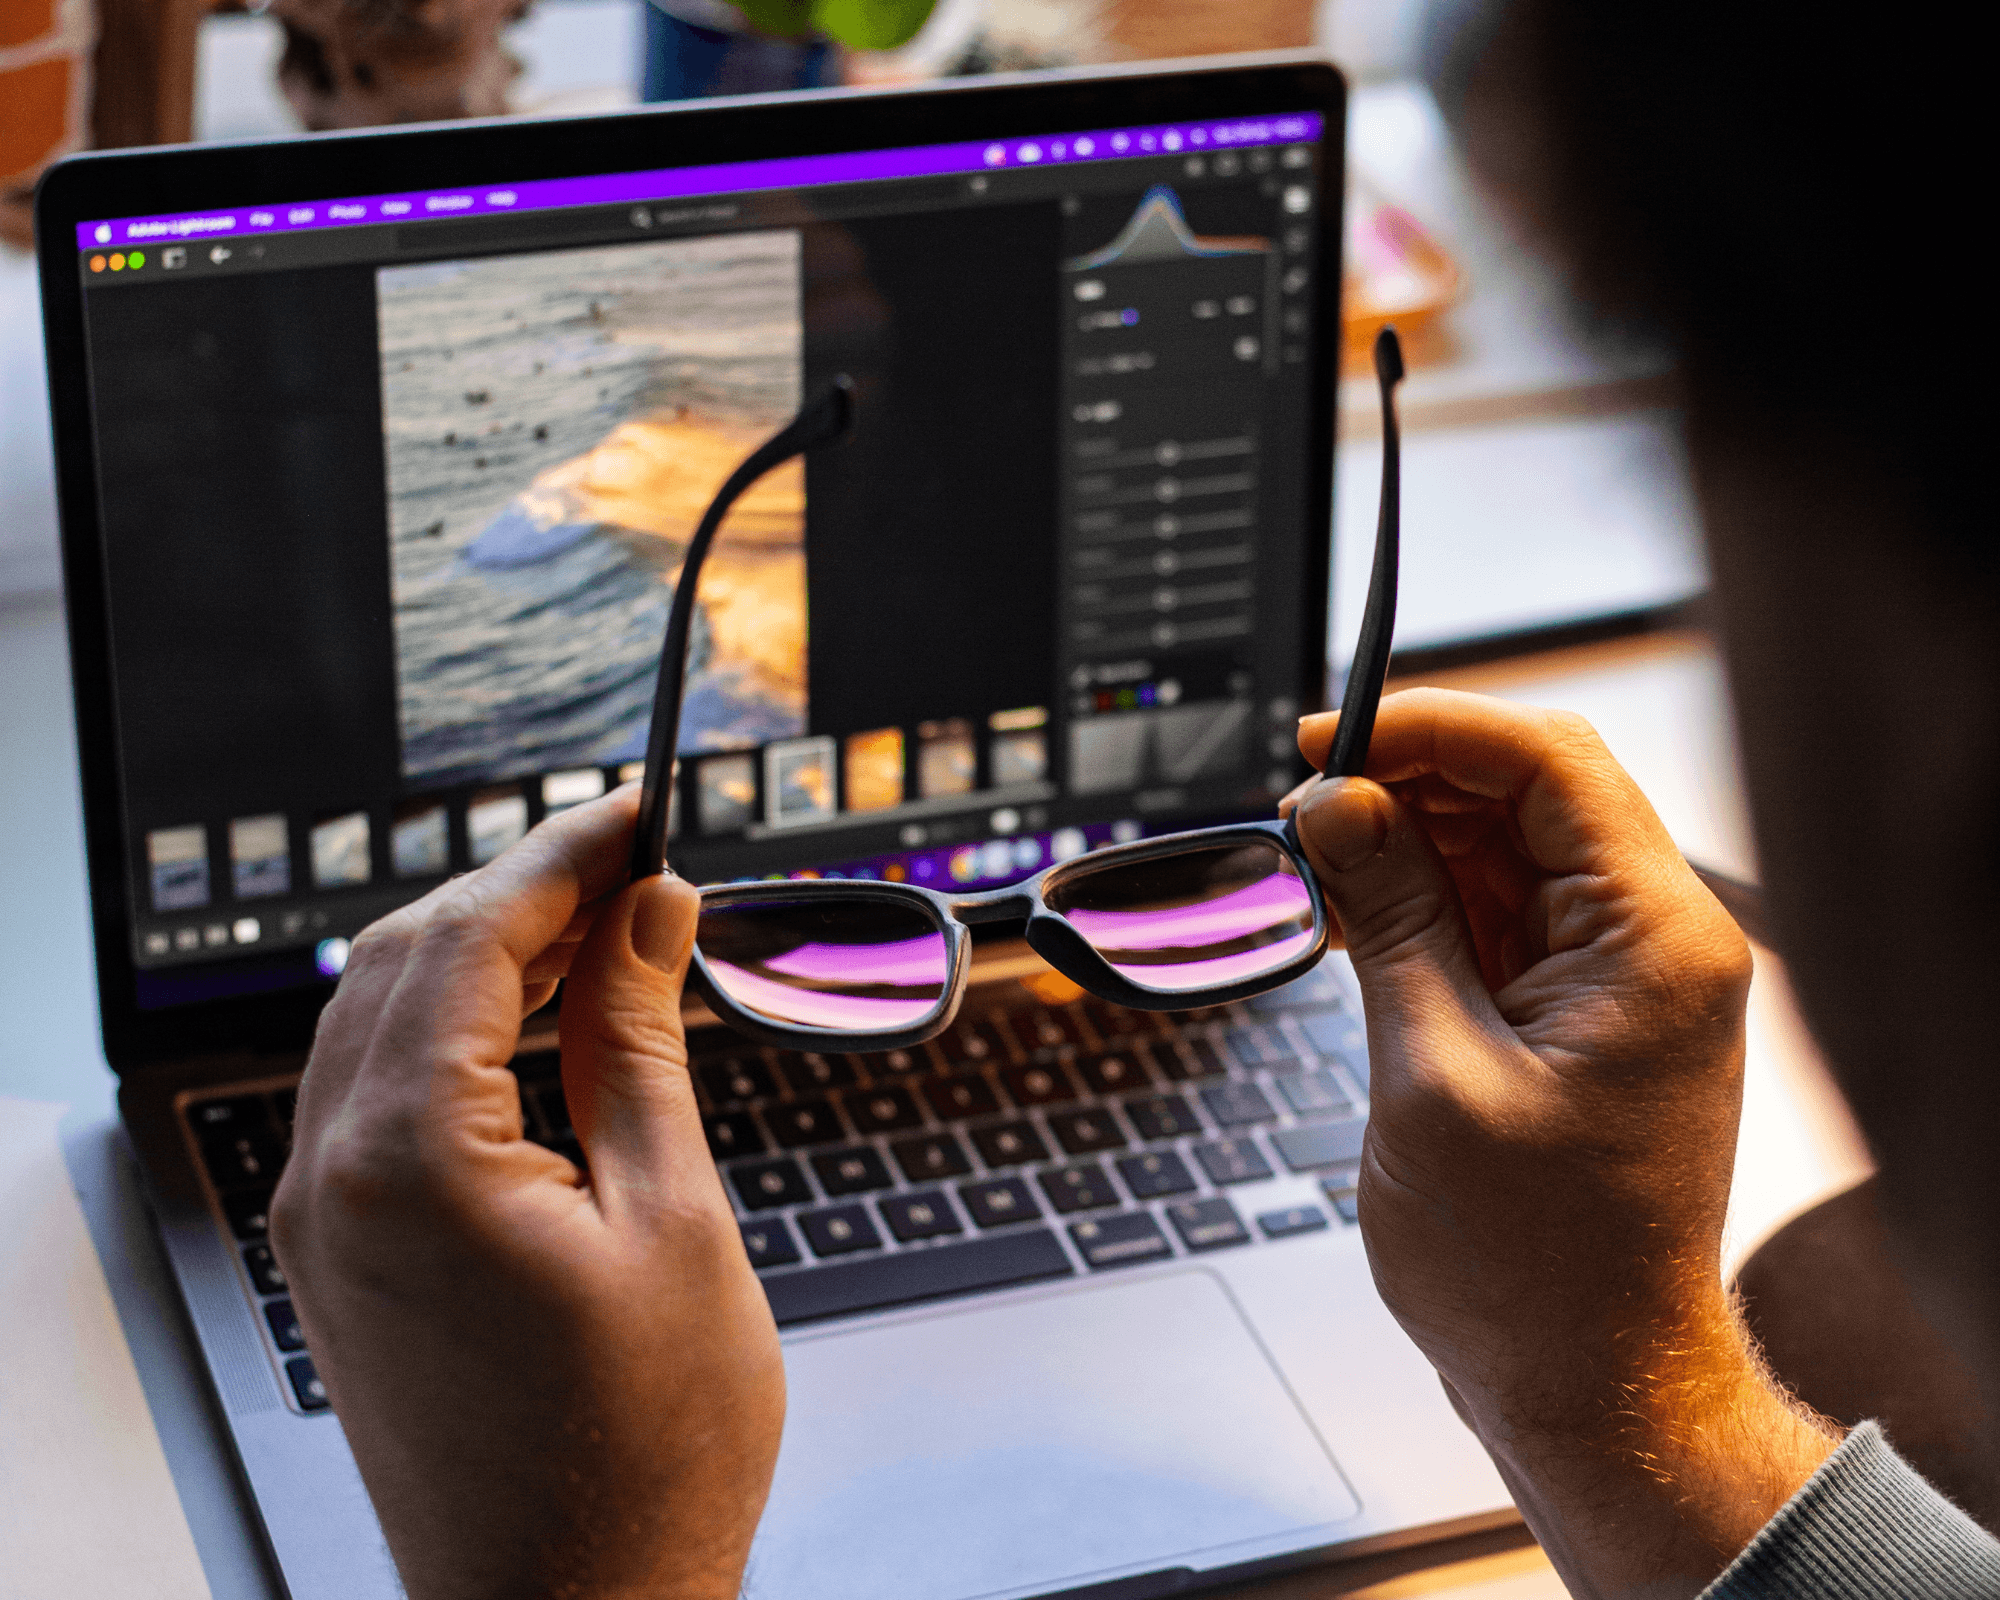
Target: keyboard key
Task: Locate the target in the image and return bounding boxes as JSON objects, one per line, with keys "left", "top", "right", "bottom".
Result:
{"left": 971, "top": 1120, "right": 1048, "bottom": 1167}
{"left": 812, "top": 1147, "right": 894, "bottom": 1195}
{"left": 1258, "top": 1205, "right": 1329, "bottom": 1239}
{"left": 958, "top": 1177, "right": 1040, "bottom": 1228}
{"left": 1275, "top": 1070, "right": 1351, "bottom": 1116}
{"left": 925, "top": 1073, "right": 1000, "bottom": 1121}
{"left": 285, "top": 1356, "right": 329, "bottom": 1411}
{"left": 1224, "top": 1027, "right": 1278, "bottom": 1070}
{"left": 189, "top": 1094, "right": 268, "bottom": 1134}
{"left": 799, "top": 1204, "right": 883, "bottom": 1257}
{"left": 767, "top": 1098, "right": 847, "bottom": 1148}
{"left": 264, "top": 1297, "right": 306, "bottom": 1352}
{"left": 1168, "top": 1197, "right": 1251, "bottom": 1252}
{"left": 1166, "top": 1035, "right": 1229, "bottom": 1080}
{"left": 243, "top": 1243, "right": 288, "bottom": 1295}
{"left": 200, "top": 1129, "right": 285, "bottom": 1189}
{"left": 730, "top": 1158, "right": 811, "bottom": 1211}
{"left": 777, "top": 1051, "right": 857, "bottom": 1094}
{"left": 1071, "top": 1212, "right": 1172, "bottom": 1270}
{"left": 1271, "top": 1119, "right": 1368, "bottom": 1172}
{"left": 847, "top": 1084, "right": 924, "bottom": 1134}
{"left": 936, "top": 1018, "right": 1008, "bottom": 1068}
{"left": 1200, "top": 1081, "right": 1277, "bottom": 1127}
{"left": 535, "top": 1081, "right": 572, "bottom": 1138}
{"left": 1082, "top": 998, "right": 1149, "bottom": 1040}
{"left": 1193, "top": 1138, "right": 1273, "bottom": 1186}
{"left": 1038, "top": 1162, "right": 1118, "bottom": 1214}
{"left": 1008, "top": 1006, "right": 1078, "bottom": 1052}
{"left": 1078, "top": 1051, "right": 1153, "bottom": 1096}
{"left": 1116, "top": 1150, "right": 1197, "bottom": 1199}
{"left": 1321, "top": 1179, "right": 1360, "bottom": 1224}
{"left": 1302, "top": 1012, "right": 1370, "bottom": 1089}
{"left": 1003, "top": 1061, "right": 1077, "bottom": 1108}
{"left": 740, "top": 1217, "right": 802, "bottom": 1269}
{"left": 704, "top": 1111, "right": 765, "bottom": 1161}
{"left": 1246, "top": 967, "right": 1347, "bottom": 1014}
{"left": 872, "top": 1047, "right": 930, "bottom": 1075}
{"left": 698, "top": 1057, "right": 777, "bottom": 1106}
{"left": 1126, "top": 1093, "right": 1201, "bottom": 1140}
{"left": 222, "top": 1188, "right": 274, "bottom": 1239}
{"left": 881, "top": 1190, "right": 964, "bottom": 1242}
{"left": 890, "top": 1132, "right": 971, "bottom": 1183}
{"left": 1047, "top": 1108, "right": 1128, "bottom": 1155}
{"left": 761, "top": 1228, "right": 1072, "bottom": 1326}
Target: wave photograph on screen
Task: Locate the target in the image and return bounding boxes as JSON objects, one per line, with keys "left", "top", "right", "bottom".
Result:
{"left": 379, "top": 231, "right": 807, "bottom": 787}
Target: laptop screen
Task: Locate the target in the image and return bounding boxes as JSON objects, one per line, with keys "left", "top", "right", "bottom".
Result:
{"left": 64, "top": 95, "right": 1334, "bottom": 1015}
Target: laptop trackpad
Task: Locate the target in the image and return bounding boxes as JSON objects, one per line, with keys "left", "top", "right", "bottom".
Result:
{"left": 750, "top": 1269, "right": 1361, "bottom": 1600}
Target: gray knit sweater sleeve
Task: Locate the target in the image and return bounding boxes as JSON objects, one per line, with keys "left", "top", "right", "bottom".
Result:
{"left": 1700, "top": 1421, "right": 2000, "bottom": 1598}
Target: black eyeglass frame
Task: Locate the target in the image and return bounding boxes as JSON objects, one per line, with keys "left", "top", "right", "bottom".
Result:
{"left": 633, "top": 328, "right": 1405, "bottom": 1051}
{"left": 683, "top": 818, "right": 1328, "bottom": 1051}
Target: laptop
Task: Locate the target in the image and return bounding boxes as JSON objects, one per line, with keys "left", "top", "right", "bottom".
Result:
{"left": 37, "top": 55, "right": 1512, "bottom": 1600}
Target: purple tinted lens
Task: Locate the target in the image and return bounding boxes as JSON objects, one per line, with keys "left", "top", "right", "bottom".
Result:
{"left": 1050, "top": 842, "right": 1314, "bottom": 993}
{"left": 698, "top": 897, "right": 949, "bottom": 1030}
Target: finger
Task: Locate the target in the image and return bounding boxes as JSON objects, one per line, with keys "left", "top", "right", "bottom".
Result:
{"left": 1292, "top": 777, "right": 1514, "bottom": 1092}
{"left": 1298, "top": 688, "right": 1678, "bottom": 879}
{"left": 334, "top": 789, "right": 652, "bottom": 1136}
{"left": 556, "top": 873, "right": 727, "bottom": 1221}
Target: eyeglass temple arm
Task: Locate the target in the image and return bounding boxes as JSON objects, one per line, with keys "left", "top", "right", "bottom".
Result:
{"left": 1323, "top": 326, "right": 1404, "bottom": 779}
{"left": 628, "top": 376, "right": 855, "bottom": 882}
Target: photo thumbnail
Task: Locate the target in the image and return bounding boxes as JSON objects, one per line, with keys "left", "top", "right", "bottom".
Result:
{"left": 147, "top": 825, "right": 209, "bottom": 911}
{"left": 392, "top": 801, "right": 449, "bottom": 878}
{"left": 380, "top": 231, "right": 808, "bottom": 790}
{"left": 988, "top": 706, "right": 1049, "bottom": 786}
{"left": 229, "top": 814, "right": 291, "bottom": 900}
{"left": 311, "top": 812, "right": 373, "bottom": 888}
{"left": 765, "top": 735, "right": 836, "bottom": 827}
{"left": 468, "top": 788, "right": 528, "bottom": 865}
{"left": 843, "top": 727, "right": 904, "bottom": 812}
{"left": 697, "top": 754, "right": 756, "bottom": 833}
{"left": 917, "top": 718, "right": 976, "bottom": 799}
{"left": 542, "top": 768, "right": 606, "bottom": 813}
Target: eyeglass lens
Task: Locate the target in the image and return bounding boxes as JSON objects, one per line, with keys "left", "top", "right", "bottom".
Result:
{"left": 1044, "top": 841, "right": 1314, "bottom": 993}
{"left": 697, "top": 897, "right": 950, "bottom": 1030}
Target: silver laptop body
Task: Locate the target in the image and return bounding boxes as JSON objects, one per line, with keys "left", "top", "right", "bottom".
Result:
{"left": 40, "top": 57, "right": 1513, "bottom": 1600}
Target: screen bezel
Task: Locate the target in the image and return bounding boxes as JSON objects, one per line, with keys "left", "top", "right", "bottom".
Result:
{"left": 37, "top": 54, "right": 1346, "bottom": 1073}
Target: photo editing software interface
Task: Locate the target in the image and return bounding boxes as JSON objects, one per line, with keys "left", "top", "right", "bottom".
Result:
{"left": 75, "top": 110, "right": 1328, "bottom": 1009}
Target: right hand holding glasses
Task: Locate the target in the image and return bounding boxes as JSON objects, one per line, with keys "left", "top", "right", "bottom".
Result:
{"left": 1285, "top": 687, "right": 1837, "bottom": 1595}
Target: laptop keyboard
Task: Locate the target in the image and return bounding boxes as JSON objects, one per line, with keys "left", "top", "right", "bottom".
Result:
{"left": 181, "top": 963, "right": 1370, "bottom": 1414}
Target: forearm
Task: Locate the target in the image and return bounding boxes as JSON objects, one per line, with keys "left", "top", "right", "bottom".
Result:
{"left": 1459, "top": 1306, "right": 1839, "bottom": 1600}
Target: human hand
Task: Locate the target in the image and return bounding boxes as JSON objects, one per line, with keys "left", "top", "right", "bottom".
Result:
{"left": 271, "top": 788, "right": 783, "bottom": 1600}
{"left": 1284, "top": 689, "right": 1835, "bottom": 1598}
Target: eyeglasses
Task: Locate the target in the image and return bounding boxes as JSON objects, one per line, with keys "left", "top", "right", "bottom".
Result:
{"left": 628, "top": 329, "right": 1405, "bottom": 1050}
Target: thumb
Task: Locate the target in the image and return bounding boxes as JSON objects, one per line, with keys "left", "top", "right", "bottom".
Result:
{"left": 1293, "top": 777, "right": 1499, "bottom": 1066}
{"left": 557, "top": 872, "right": 718, "bottom": 1213}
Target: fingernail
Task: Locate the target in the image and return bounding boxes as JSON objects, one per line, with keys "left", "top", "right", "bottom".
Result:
{"left": 1299, "top": 778, "right": 1388, "bottom": 872}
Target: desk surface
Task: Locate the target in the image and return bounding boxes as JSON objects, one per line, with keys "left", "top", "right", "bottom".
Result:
{"left": 0, "top": 590, "right": 1865, "bottom": 1600}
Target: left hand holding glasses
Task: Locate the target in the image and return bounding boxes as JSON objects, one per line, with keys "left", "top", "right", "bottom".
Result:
{"left": 272, "top": 787, "right": 784, "bottom": 1600}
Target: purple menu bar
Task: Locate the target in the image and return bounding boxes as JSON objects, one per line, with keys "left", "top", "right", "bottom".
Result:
{"left": 76, "top": 112, "right": 1321, "bottom": 252}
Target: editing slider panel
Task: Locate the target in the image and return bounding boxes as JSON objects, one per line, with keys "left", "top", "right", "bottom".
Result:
{"left": 1057, "top": 183, "right": 1287, "bottom": 807}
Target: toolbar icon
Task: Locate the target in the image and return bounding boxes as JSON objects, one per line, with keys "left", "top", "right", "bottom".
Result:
{"left": 93, "top": 224, "right": 111, "bottom": 244}
{"left": 209, "top": 245, "right": 231, "bottom": 264}
{"left": 162, "top": 247, "right": 186, "bottom": 269}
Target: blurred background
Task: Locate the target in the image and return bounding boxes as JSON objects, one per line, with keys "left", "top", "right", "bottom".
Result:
{"left": 1, "top": 0, "right": 1703, "bottom": 664}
